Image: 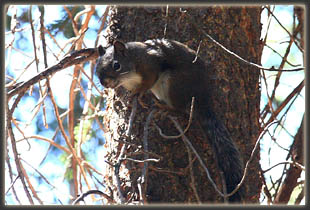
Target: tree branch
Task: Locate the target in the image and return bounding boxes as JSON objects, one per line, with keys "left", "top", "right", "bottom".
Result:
{"left": 72, "top": 190, "right": 113, "bottom": 205}
{"left": 7, "top": 47, "right": 100, "bottom": 101}
{"left": 274, "top": 118, "right": 304, "bottom": 204}
{"left": 184, "top": 11, "right": 304, "bottom": 72}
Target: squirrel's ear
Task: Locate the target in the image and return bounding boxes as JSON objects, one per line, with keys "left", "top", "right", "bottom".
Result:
{"left": 98, "top": 45, "right": 106, "bottom": 56}
{"left": 113, "top": 40, "right": 127, "bottom": 56}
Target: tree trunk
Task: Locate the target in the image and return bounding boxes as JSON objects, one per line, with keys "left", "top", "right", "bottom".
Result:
{"left": 100, "top": 6, "right": 262, "bottom": 204}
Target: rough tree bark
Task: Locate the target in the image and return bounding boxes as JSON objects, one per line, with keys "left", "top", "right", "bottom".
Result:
{"left": 99, "top": 6, "right": 262, "bottom": 204}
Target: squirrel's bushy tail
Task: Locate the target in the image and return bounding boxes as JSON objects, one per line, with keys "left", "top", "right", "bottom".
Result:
{"left": 198, "top": 109, "right": 244, "bottom": 202}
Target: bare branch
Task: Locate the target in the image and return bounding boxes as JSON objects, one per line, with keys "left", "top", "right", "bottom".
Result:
{"left": 19, "top": 160, "right": 44, "bottom": 204}
{"left": 113, "top": 96, "right": 138, "bottom": 204}
{"left": 192, "top": 40, "right": 202, "bottom": 63}
{"left": 121, "top": 157, "right": 160, "bottom": 163}
{"left": 185, "top": 11, "right": 304, "bottom": 72}
{"left": 259, "top": 170, "right": 273, "bottom": 205}
{"left": 264, "top": 6, "right": 304, "bottom": 52}
{"left": 148, "top": 165, "right": 184, "bottom": 176}
{"left": 262, "top": 80, "right": 304, "bottom": 130}
{"left": 184, "top": 143, "right": 201, "bottom": 203}
{"left": 227, "top": 121, "right": 279, "bottom": 198}
{"left": 155, "top": 97, "right": 195, "bottom": 139}
{"left": 264, "top": 44, "right": 301, "bottom": 67}
{"left": 7, "top": 47, "right": 100, "bottom": 101}
{"left": 72, "top": 190, "right": 113, "bottom": 205}
{"left": 163, "top": 5, "right": 169, "bottom": 38}
{"left": 16, "top": 135, "right": 71, "bottom": 154}
{"left": 168, "top": 116, "right": 225, "bottom": 198}
{"left": 6, "top": 98, "right": 34, "bottom": 204}
{"left": 141, "top": 109, "right": 156, "bottom": 203}
{"left": 46, "top": 80, "right": 92, "bottom": 193}
{"left": 262, "top": 161, "right": 305, "bottom": 173}
{"left": 5, "top": 175, "right": 20, "bottom": 195}
{"left": 95, "top": 6, "right": 110, "bottom": 47}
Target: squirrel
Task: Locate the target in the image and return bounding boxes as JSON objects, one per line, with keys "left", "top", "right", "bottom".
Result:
{"left": 95, "top": 39, "right": 244, "bottom": 202}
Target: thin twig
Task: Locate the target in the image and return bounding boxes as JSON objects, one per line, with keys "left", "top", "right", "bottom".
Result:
{"left": 72, "top": 190, "right": 113, "bottom": 205}
{"left": 115, "top": 140, "right": 162, "bottom": 160}
{"left": 148, "top": 165, "right": 184, "bottom": 176}
{"left": 5, "top": 59, "right": 35, "bottom": 90}
{"left": 192, "top": 40, "right": 202, "bottom": 63}
{"left": 168, "top": 116, "right": 224, "bottom": 197}
{"left": 28, "top": 6, "right": 39, "bottom": 74}
{"left": 126, "top": 96, "right": 138, "bottom": 137}
{"left": 11, "top": 118, "right": 30, "bottom": 151}
{"left": 261, "top": 6, "right": 274, "bottom": 49}
{"left": 29, "top": 5, "right": 49, "bottom": 130}
{"left": 137, "top": 177, "right": 144, "bottom": 204}
{"left": 6, "top": 96, "right": 34, "bottom": 204}
{"left": 264, "top": 6, "right": 304, "bottom": 53}
{"left": 220, "top": 171, "right": 228, "bottom": 203}
{"left": 83, "top": 161, "right": 105, "bottom": 176}
{"left": 185, "top": 11, "right": 304, "bottom": 72}
{"left": 46, "top": 80, "right": 92, "bottom": 192}
{"left": 141, "top": 109, "right": 155, "bottom": 203}
{"left": 44, "top": 26, "right": 64, "bottom": 55}
{"left": 259, "top": 169, "right": 272, "bottom": 205}
{"left": 260, "top": 69, "right": 275, "bottom": 121}
{"left": 63, "top": 6, "right": 79, "bottom": 36}
{"left": 5, "top": 6, "right": 17, "bottom": 71}
{"left": 170, "top": 116, "right": 279, "bottom": 199}
{"left": 38, "top": 5, "right": 49, "bottom": 128}
{"left": 262, "top": 80, "right": 304, "bottom": 131}
{"left": 16, "top": 135, "right": 71, "bottom": 154}
{"left": 155, "top": 97, "right": 195, "bottom": 139}
{"left": 95, "top": 6, "right": 110, "bottom": 47}
{"left": 20, "top": 158, "right": 57, "bottom": 191}
{"left": 5, "top": 143, "right": 21, "bottom": 204}
{"left": 79, "top": 59, "right": 104, "bottom": 94}
{"left": 185, "top": 144, "right": 201, "bottom": 203}
{"left": 38, "top": 127, "right": 59, "bottom": 166}
{"left": 267, "top": 36, "right": 294, "bottom": 116}
{"left": 163, "top": 5, "right": 169, "bottom": 38}
{"left": 114, "top": 96, "right": 138, "bottom": 204}
{"left": 264, "top": 44, "right": 301, "bottom": 67}
{"left": 262, "top": 161, "right": 305, "bottom": 173}
{"left": 68, "top": 6, "right": 95, "bottom": 197}
{"left": 5, "top": 175, "right": 19, "bottom": 195}
{"left": 19, "top": 160, "right": 44, "bottom": 204}
{"left": 261, "top": 16, "right": 304, "bottom": 121}
{"left": 7, "top": 47, "right": 100, "bottom": 101}
{"left": 113, "top": 162, "right": 126, "bottom": 204}
{"left": 121, "top": 157, "right": 159, "bottom": 163}
{"left": 227, "top": 121, "right": 279, "bottom": 198}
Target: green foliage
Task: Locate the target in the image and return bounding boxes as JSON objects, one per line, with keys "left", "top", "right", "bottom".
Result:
{"left": 46, "top": 6, "right": 84, "bottom": 38}
{"left": 74, "top": 119, "right": 93, "bottom": 143}
{"left": 59, "top": 152, "right": 73, "bottom": 181}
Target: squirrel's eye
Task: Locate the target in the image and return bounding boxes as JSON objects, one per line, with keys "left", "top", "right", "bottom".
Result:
{"left": 113, "top": 61, "right": 121, "bottom": 71}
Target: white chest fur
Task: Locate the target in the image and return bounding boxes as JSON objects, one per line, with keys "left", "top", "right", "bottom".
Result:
{"left": 150, "top": 72, "right": 172, "bottom": 107}
{"left": 119, "top": 72, "right": 142, "bottom": 91}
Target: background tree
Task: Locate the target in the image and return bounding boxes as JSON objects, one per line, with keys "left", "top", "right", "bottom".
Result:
{"left": 4, "top": 5, "right": 305, "bottom": 205}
